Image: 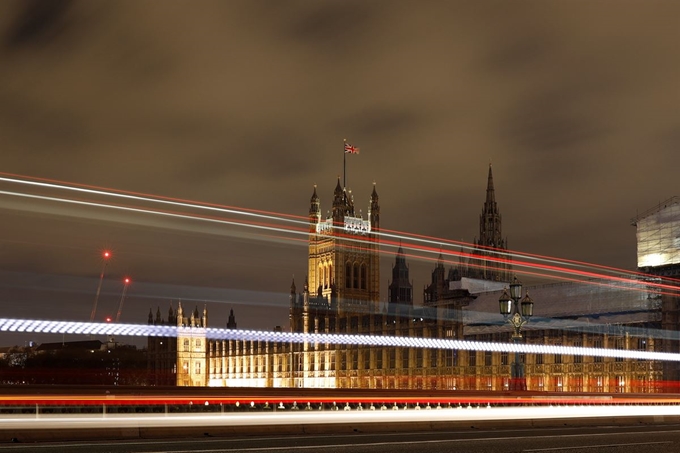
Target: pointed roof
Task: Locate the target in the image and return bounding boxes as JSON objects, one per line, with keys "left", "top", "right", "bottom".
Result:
{"left": 310, "top": 185, "right": 319, "bottom": 203}
{"left": 334, "top": 177, "right": 343, "bottom": 194}
{"left": 227, "top": 308, "right": 237, "bottom": 329}
{"left": 371, "top": 182, "right": 379, "bottom": 200}
{"left": 485, "top": 163, "right": 495, "bottom": 205}
{"left": 290, "top": 277, "right": 296, "bottom": 294}
{"left": 394, "top": 243, "right": 406, "bottom": 267}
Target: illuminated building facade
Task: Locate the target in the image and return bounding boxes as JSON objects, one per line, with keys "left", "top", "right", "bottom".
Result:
{"left": 146, "top": 176, "right": 677, "bottom": 393}
{"left": 147, "top": 303, "right": 208, "bottom": 387}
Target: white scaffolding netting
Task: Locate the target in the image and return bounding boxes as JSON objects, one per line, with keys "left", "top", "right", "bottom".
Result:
{"left": 633, "top": 196, "right": 680, "bottom": 268}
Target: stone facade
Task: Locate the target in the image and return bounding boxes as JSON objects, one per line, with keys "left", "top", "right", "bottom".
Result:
{"left": 146, "top": 173, "right": 677, "bottom": 393}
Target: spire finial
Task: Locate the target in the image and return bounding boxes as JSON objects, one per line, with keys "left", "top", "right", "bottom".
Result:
{"left": 486, "top": 163, "right": 495, "bottom": 204}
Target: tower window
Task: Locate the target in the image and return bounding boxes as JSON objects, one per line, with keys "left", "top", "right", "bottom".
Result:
{"left": 353, "top": 263, "right": 359, "bottom": 289}
{"left": 360, "top": 264, "right": 367, "bottom": 290}
{"left": 345, "top": 263, "right": 352, "bottom": 288}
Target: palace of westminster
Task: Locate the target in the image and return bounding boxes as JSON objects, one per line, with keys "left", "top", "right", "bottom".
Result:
{"left": 148, "top": 167, "right": 680, "bottom": 393}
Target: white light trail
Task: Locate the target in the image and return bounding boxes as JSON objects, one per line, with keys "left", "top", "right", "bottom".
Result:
{"left": 0, "top": 175, "right": 307, "bottom": 226}
{"left": 2, "top": 317, "right": 679, "bottom": 362}
{"left": 0, "top": 190, "right": 306, "bottom": 240}
{"left": 1, "top": 185, "right": 675, "bottom": 297}
{"left": 1, "top": 405, "right": 679, "bottom": 431}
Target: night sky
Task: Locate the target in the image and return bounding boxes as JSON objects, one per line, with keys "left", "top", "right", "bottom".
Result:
{"left": 0, "top": 1, "right": 678, "bottom": 344}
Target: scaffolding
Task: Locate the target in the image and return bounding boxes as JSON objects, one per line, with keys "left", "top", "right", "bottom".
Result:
{"left": 631, "top": 196, "right": 680, "bottom": 268}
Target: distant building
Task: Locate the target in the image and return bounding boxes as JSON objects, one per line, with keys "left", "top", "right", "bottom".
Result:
{"left": 36, "top": 340, "right": 105, "bottom": 353}
{"left": 633, "top": 196, "right": 680, "bottom": 275}
{"left": 1, "top": 339, "right": 145, "bottom": 385}
{"left": 147, "top": 172, "right": 678, "bottom": 392}
{"left": 632, "top": 196, "right": 680, "bottom": 386}
{"left": 146, "top": 306, "right": 179, "bottom": 386}
{"left": 462, "top": 164, "right": 513, "bottom": 283}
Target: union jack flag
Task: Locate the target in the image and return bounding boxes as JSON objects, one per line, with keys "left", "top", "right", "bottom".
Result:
{"left": 344, "top": 142, "right": 360, "bottom": 154}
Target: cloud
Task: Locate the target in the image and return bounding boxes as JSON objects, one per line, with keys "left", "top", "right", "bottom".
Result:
{"left": 0, "top": 0, "right": 678, "bottom": 335}
{"left": 4, "top": 0, "right": 73, "bottom": 49}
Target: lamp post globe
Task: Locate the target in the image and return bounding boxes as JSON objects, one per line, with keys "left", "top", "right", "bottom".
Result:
{"left": 498, "top": 276, "right": 535, "bottom": 391}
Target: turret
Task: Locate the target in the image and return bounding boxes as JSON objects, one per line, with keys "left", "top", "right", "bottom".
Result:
{"left": 155, "top": 307, "right": 162, "bottom": 324}
{"left": 370, "top": 183, "right": 380, "bottom": 230}
{"left": 176, "top": 301, "right": 184, "bottom": 327}
{"left": 147, "top": 308, "right": 153, "bottom": 325}
{"left": 190, "top": 306, "right": 197, "bottom": 327}
{"left": 227, "top": 308, "right": 237, "bottom": 329}
{"left": 202, "top": 304, "right": 208, "bottom": 328}
{"left": 309, "top": 185, "right": 320, "bottom": 229}
{"left": 389, "top": 244, "right": 413, "bottom": 315}
{"left": 303, "top": 276, "right": 310, "bottom": 307}
{"left": 290, "top": 277, "right": 297, "bottom": 306}
{"left": 332, "top": 177, "right": 345, "bottom": 223}
{"left": 479, "top": 163, "right": 501, "bottom": 246}
{"left": 471, "top": 164, "right": 511, "bottom": 282}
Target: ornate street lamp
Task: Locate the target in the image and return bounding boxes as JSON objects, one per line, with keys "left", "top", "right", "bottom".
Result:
{"left": 499, "top": 276, "right": 534, "bottom": 391}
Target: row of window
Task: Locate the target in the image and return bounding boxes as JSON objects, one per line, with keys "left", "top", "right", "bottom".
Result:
{"left": 315, "top": 260, "right": 370, "bottom": 291}
{"left": 345, "top": 262, "right": 367, "bottom": 290}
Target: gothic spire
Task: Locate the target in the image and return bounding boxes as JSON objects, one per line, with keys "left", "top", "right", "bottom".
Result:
{"left": 485, "top": 163, "right": 495, "bottom": 206}
{"left": 227, "top": 308, "right": 237, "bottom": 329}
{"left": 370, "top": 182, "right": 380, "bottom": 230}
{"left": 310, "top": 185, "right": 320, "bottom": 217}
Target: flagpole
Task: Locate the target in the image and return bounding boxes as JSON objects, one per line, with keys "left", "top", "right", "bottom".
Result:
{"left": 343, "top": 138, "right": 346, "bottom": 188}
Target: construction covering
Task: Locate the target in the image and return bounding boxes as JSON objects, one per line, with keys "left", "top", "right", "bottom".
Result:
{"left": 632, "top": 196, "right": 680, "bottom": 268}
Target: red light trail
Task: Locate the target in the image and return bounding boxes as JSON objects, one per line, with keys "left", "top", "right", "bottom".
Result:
{"left": 0, "top": 173, "right": 678, "bottom": 300}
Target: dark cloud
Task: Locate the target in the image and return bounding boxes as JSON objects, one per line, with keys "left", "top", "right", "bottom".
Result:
{"left": 286, "top": 1, "right": 383, "bottom": 54}
{"left": 0, "top": 0, "right": 678, "bottom": 342}
{"left": 337, "top": 105, "right": 424, "bottom": 140}
{"left": 4, "top": 0, "right": 73, "bottom": 49}
{"left": 479, "top": 24, "right": 554, "bottom": 76}
{"left": 504, "top": 101, "right": 603, "bottom": 152}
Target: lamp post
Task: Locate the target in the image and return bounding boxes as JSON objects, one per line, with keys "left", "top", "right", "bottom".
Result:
{"left": 499, "top": 276, "right": 534, "bottom": 391}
